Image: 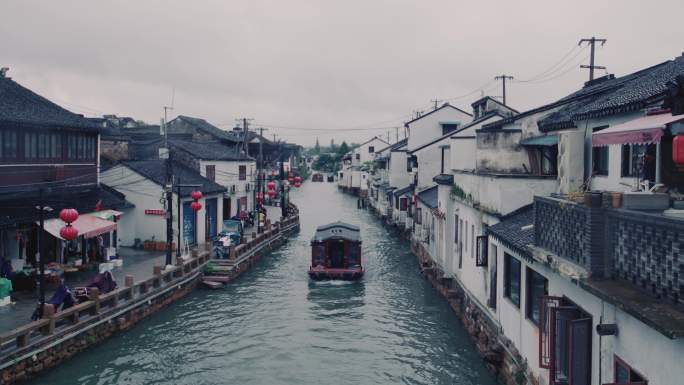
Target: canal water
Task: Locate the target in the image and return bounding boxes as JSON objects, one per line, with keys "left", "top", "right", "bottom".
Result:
{"left": 30, "top": 182, "right": 497, "bottom": 385}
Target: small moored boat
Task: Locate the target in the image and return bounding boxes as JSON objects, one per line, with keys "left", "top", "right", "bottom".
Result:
{"left": 312, "top": 173, "right": 324, "bottom": 182}
{"left": 309, "top": 222, "right": 363, "bottom": 280}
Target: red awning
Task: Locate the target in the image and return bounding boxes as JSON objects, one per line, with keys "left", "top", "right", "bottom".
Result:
{"left": 592, "top": 113, "right": 684, "bottom": 147}
{"left": 40, "top": 215, "right": 117, "bottom": 240}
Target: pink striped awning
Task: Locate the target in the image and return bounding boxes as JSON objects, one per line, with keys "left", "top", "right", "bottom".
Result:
{"left": 40, "top": 215, "right": 117, "bottom": 240}
{"left": 592, "top": 113, "right": 684, "bottom": 147}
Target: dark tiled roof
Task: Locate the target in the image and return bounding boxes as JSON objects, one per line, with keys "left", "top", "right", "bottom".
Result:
{"left": 488, "top": 204, "right": 534, "bottom": 257}
{"left": 170, "top": 139, "right": 253, "bottom": 161}
{"left": 0, "top": 184, "right": 132, "bottom": 229}
{"left": 483, "top": 56, "right": 684, "bottom": 132}
{"left": 174, "top": 115, "right": 239, "bottom": 142}
{"left": 416, "top": 186, "right": 438, "bottom": 209}
{"left": 393, "top": 184, "right": 413, "bottom": 197}
{"left": 123, "top": 160, "right": 227, "bottom": 197}
{"left": 377, "top": 138, "right": 408, "bottom": 153}
{"left": 0, "top": 77, "right": 99, "bottom": 131}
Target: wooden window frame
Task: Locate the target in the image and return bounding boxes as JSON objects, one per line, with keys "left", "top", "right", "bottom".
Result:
{"left": 239, "top": 165, "right": 247, "bottom": 181}
{"left": 476, "top": 235, "right": 488, "bottom": 266}
{"left": 526, "top": 267, "right": 548, "bottom": 327}
{"left": 608, "top": 355, "right": 648, "bottom": 385}
{"left": 454, "top": 215, "right": 459, "bottom": 244}
{"left": 206, "top": 165, "right": 216, "bottom": 181}
{"left": 503, "top": 252, "right": 521, "bottom": 308}
{"left": 399, "top": 197, "right": 408, "bottom": 211}
{"left": 487, "top": 243, "right": 497, "bottom": 309}
{"left": 539, "top": 296, "right": 593, "bottom": 385}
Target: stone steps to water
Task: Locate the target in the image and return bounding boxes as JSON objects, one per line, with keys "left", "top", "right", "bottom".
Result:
{"left": 202, "top": 275, "right": 232, "bottom": 283}
{"left": 201, "top": 280, "right": 224, "bottom": 290}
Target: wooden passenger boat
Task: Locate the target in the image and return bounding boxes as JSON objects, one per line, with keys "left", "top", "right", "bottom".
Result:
{"left": 312, "top": 173, "right": 324, "bottom": 182}
{"left": 309, "top": 222, "right": 363, "bottom": 280}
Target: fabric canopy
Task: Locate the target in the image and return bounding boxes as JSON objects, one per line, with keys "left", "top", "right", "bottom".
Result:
{"left": 592, "top": 113, "right": 684, "bottom": 147}
{"left": 40, "top": 215, "right": 117, "bottom": 240}
{"left": 87, "top": 209, "right": 123, "bottom": 221}
{"left": 520, "top": 135, "right": 559, "bottom": 146}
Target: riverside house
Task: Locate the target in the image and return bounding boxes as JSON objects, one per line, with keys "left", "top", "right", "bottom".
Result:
{"left": 429, "top": 54, "right": 684, "bottom": 385}
{"left": 101, "top": 159, "right": 227, "bottom": 250}
{"left": 0, "top": 71, "right": 130, "bottom": 276}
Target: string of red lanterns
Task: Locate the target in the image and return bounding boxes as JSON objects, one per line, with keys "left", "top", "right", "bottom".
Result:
{"left": 267, "top": 180, "right": 277, "bottom": 199}
{"left": 190, "top": 190, "right": 203, "bottom": 212}
{"left": 59, "top": 208, "right": 79, "bottom": 241}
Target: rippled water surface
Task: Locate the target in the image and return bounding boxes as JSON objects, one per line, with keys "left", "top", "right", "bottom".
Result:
{"left": 32, "top": 182, "right": 497, "bottom": 385}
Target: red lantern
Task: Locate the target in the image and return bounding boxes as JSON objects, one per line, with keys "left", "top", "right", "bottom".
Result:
{"left": 256, "top": 192, "right": 264, "bottom": 204}
{"left": 674, "top": 135, "right": 684, "bottom": 165}
{"left": 191, "top": 190, "right": 203, "bottom": 200}
{"left": 268, "top": 190, "right": 277, "bottom": 199}
{"left": 59, "top": 225, "right": 79, "bottom": 241}
{"left": 191, "top": 201, "right": 202, "bottom": 212}
{"left": 294, "top": 176, "right": 302, "bottom": 183}
{"left": 59, "top": 208, "right": 79, "bottom": 224}
{"left": 267, "top": 181, "right": 276, "bottom": 190}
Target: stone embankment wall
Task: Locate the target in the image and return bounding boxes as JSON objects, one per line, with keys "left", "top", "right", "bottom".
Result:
{"left": 0, "top": 214, "right": 300, "bottom": 385}
{"left": 410, "top": 240, "right": 529, "bottom": 385}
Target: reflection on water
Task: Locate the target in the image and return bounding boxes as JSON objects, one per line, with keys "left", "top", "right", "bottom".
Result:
{"left": 307, "top": 281, "right": 366, "bottom": 320}
{"left": 29, "top": 182, "right": 497, "bottom": 385}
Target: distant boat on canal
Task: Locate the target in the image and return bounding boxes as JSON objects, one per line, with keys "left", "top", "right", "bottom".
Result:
{"left": 312, "top": 172, "right": 324, "bottom": 182}
{"left": 309, "top": 222, "right": 363, "bottom": 280}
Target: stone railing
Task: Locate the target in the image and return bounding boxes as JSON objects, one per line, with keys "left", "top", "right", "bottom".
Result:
{"left": 0, "top": 252, "right": 210, "bottom": 364}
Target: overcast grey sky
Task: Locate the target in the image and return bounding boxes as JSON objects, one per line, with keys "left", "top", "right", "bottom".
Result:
{"left": 2, "top": 0, "right": 683, "bottom": 146}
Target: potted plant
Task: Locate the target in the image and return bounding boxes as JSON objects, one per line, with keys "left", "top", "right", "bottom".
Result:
{"left": 611, "top": 191, "right": 622, "bottom": 208}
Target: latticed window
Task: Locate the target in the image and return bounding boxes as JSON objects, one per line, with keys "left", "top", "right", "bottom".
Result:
{"left": 539, "top": 296, "right": 592, "bottom": 385}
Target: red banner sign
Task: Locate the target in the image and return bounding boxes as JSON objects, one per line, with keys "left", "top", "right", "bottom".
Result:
{"left": 144, "top": 209, "right": 166, "bottom": 216}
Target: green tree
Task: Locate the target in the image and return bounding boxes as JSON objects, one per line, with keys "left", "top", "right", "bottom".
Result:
{"left": 314, "top": 138, "right": 321, "bottom": 154}
{"left": 338, "top": 141, "right": 349, "bottom": 155}
{"left": 329, "top": 138, "right": 336, "bottom": 152}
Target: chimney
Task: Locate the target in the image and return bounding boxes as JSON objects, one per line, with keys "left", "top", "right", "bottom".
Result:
{"left": 0, "top": 67, "right": 9, "bottom": 78}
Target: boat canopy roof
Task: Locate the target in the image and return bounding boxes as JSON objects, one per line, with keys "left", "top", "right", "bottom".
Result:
{"left": 312, "top": 221, "right": 361, "bottom": 243}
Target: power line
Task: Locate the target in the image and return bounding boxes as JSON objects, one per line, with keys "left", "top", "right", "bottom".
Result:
{"left": 515, "top": 45, "right": 583, "bottom": 82}
{"left": 516, "top": 52, "right": 591, "bottom": 85}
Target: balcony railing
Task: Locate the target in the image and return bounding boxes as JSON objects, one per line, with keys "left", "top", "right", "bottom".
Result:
{"left": 534, "top": 195, "right": 684, "bottom": 306}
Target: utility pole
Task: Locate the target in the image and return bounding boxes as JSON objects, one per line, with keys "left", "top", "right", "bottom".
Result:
{"left": 257, "top": 127, "right": 267, "bottom": 233}
{"left": 163, "top": 112, "right": 174, "bottom": 266}
{"left": 430, "top": 99, "right": 442, "bottom": 110}
{"left": 494, "top": 74, "right": 514, "bottom": 106}
{"left": 579, "top": 37, "right": 607, "bottom": 81}
{"left": 279, "top": 143, "right": 287, "bottom": 218}
{"left": 386, "top": 131, "right": 390, "bottom": 143}
{"left": 395, "top": 127, "right": 399, "bottom": 142}
{"left": 37, "top": 188, "right": 45, "bottom": 318}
